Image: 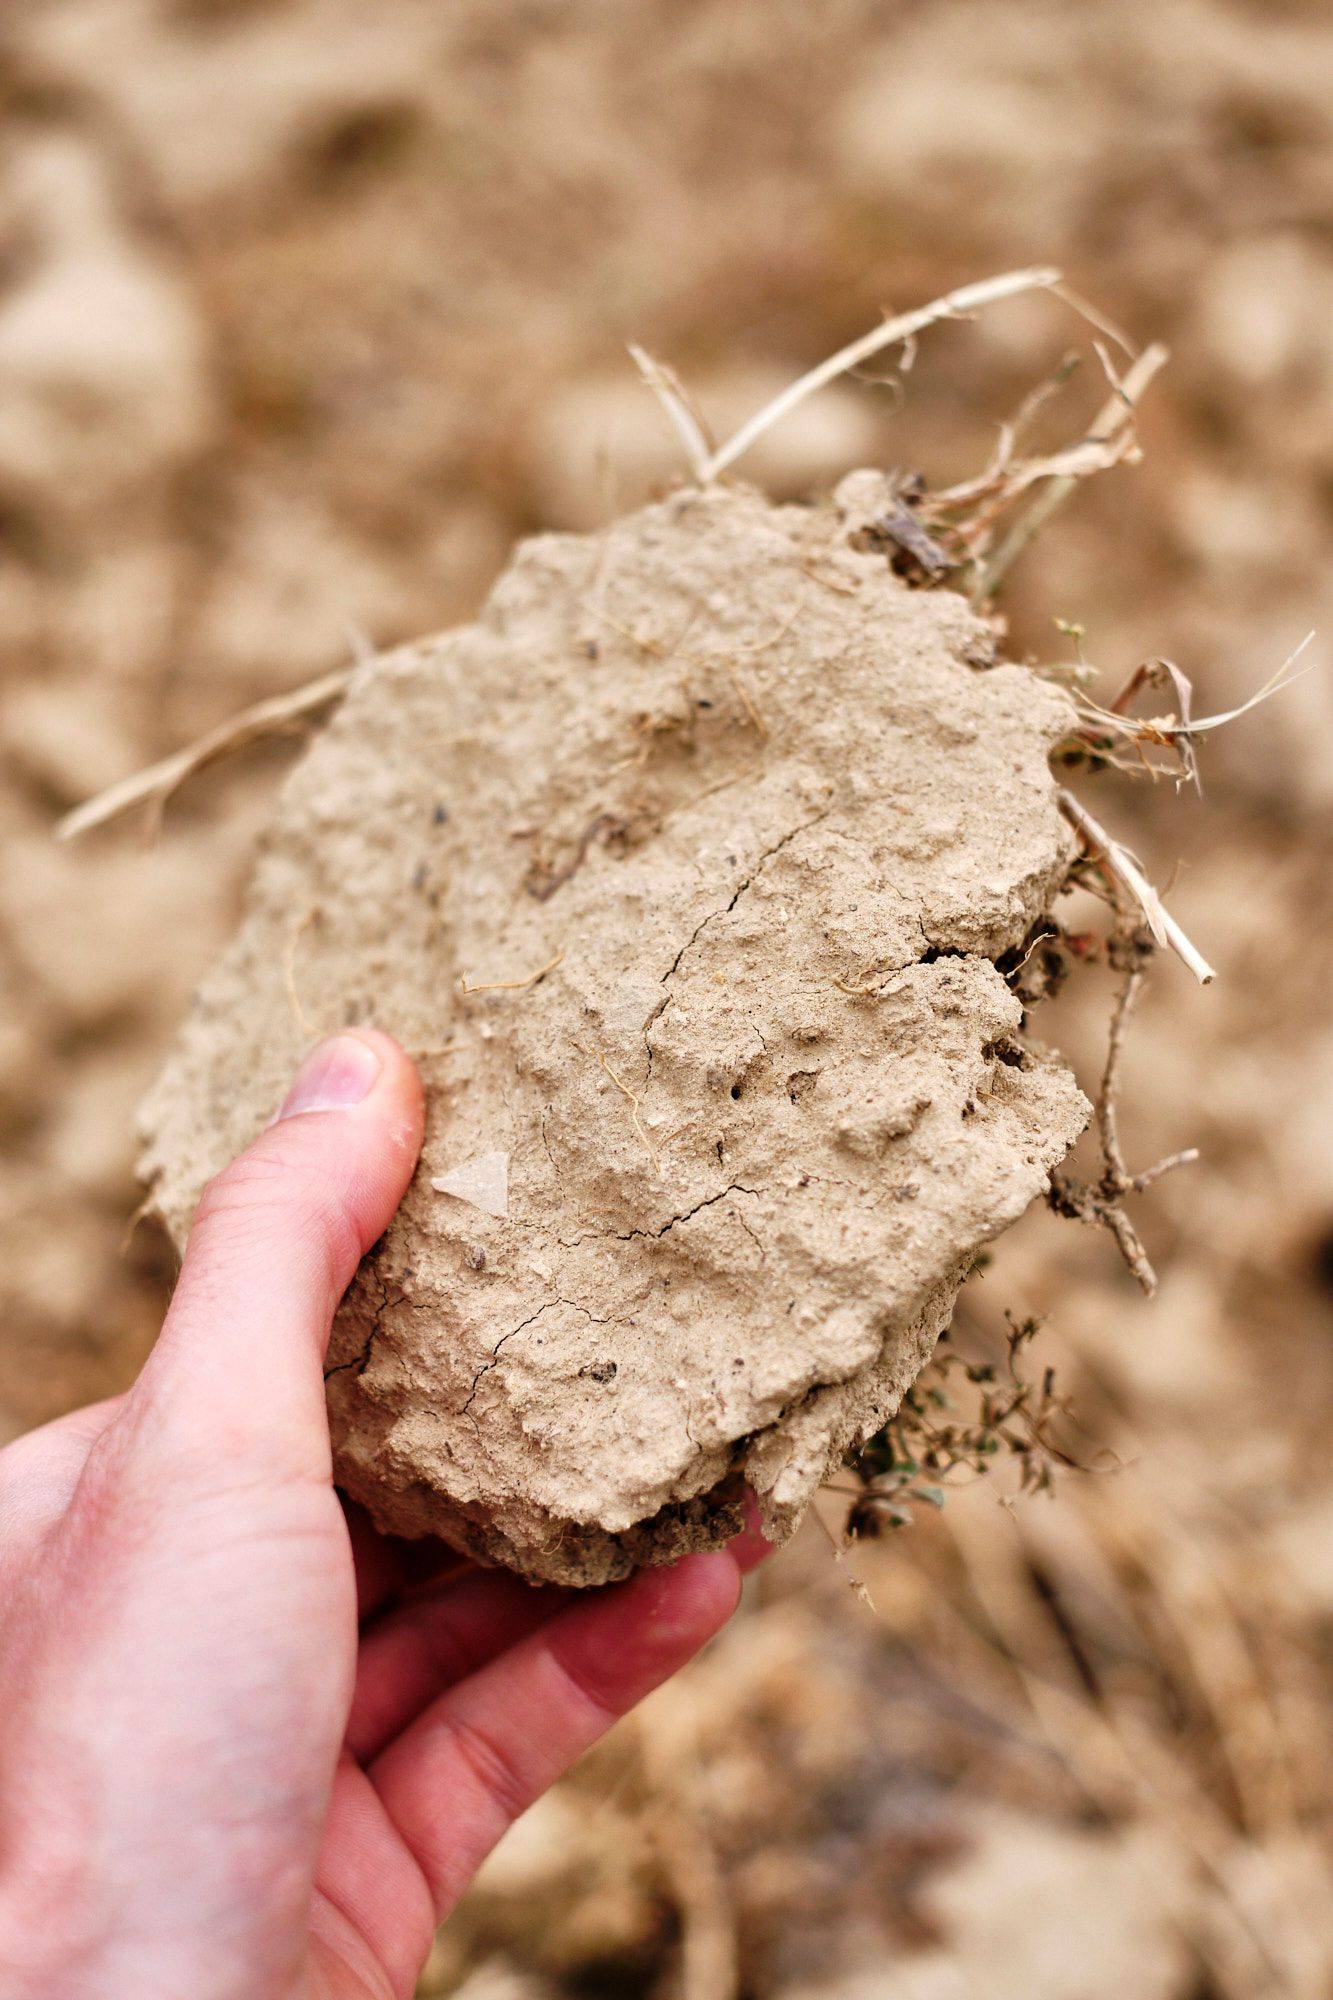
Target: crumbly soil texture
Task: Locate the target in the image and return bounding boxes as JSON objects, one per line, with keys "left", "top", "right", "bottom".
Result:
{"left": 141, "top": 477, "right": 1089, "bottom": 1586}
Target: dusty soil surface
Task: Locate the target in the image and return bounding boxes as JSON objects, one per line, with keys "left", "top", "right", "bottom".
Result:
{"left": 0, "top": 0, "right": 1329, "bottom": 1992}
{"left": 142, "top": 482, "right": 1086, "bottom": 1582}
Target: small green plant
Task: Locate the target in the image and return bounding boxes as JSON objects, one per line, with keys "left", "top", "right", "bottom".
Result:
{"left": 845, "top": 1312, "right": 1078, "bottom": 1536}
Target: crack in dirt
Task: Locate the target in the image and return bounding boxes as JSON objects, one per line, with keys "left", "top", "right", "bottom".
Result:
{"left": 643, "top": 809, "right": 831, "bottom": 1077}
{"left": 324, "top": 1271, "right": 433, "bottom": 1382}
{"left": 559, "top": 1179, "right": 761, "bottom": 1250}
{"left": 461, "top": 1299, "right": 561, "bottom": 1414}
{"left": 461, "top": 1293, "right": 609, "bottom": 1414}
{"left": 324, "top": 1266, "right": 393, "bottom": 1382}
{"left": 734, "top": 1208, "right": 766, "bottom": 1262}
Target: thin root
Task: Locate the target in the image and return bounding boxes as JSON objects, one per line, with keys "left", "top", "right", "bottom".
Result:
{"left": 457, "top": 950, "right": 564, "bottom": 997}
{"left": 1049, "top": 935, "right": 1200, "bottom": 1293}
{"left": 599, "top": 1052, "right": 663, "bottom": 1176}
{"left": 284, "top": 907, "right": 319, "bottom": 1039}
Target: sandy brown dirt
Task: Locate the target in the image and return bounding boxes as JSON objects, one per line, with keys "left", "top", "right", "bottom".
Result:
{"left": 141, "top": 482, "right": 1087, "bottom": 1582}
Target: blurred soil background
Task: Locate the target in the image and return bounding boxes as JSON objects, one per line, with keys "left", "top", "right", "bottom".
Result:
{"left": 1, "top": 2, "right": 1331, "bottom": 1995}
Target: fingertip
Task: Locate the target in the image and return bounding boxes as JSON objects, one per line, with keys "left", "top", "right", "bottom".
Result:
{"left": 344, "top": 1027, "right": 424, "bottom": 1113}
{"left": 352, "top": 1028, "right": 426, "bottom": 1163}
{"left": 278, "top": 1028, "right": 423, "bottom": 1142}
{"left": 534, "top": 1548, "right": 738, "bottom": 1727}
{"left": 673, "top": 1547, "right": 745, "bottom": 1627}
{"left": 264, "top": 1028, "right": 424, "bottom": 1259}
{"left": 621, "top": 1547, "right": 743, "bottom": 1646}
{"left": 727, "top": 1488, "right": 775, "bottom": 1575}
{"left": 365, "top": 1547, "right": 743, "bottom": 1926}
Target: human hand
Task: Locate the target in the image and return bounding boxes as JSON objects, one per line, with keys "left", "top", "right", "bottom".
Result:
{"left": 0, "top": 1032, "right": 762, "bottom": 2000}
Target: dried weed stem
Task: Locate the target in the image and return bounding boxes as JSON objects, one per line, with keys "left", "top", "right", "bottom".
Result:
{"left": 57, "top": 666, "right": 352, "bottom": 841}
{"left": 1057, "top": 786, "right": 1215, "bottom": 985}
{"left": 971, "top": 343, "right": 1169, "bottom": 600}
{"left": 457, "top": 950, "right": 564, "bottom": 996}
{"left": 1048, "top": 933, "right": 1199, "bottom": 1294}
{"left": 699, "top": 265, "right": 1061, "bottom": 480}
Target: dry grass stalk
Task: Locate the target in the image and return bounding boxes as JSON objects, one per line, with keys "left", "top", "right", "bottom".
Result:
{"left": 1048, "top": 280, "right": 1136, "bottom": 357}
{"left": 456, "top": 951, "right": 564, "bottom": 997}
{"left": 627, "top": 341, "right": 715, "bottom": 483}
{"left": 969, "top": 341, "right": 1169, "bottom": 599}
{"left": 1056, "top": 786, "right": 1216, "bottom": 984}
{"left": 1064, "top": 633, "right": 1315, "bottom": 787}
{"left": 698, "top": 265, "right": 1061, "bottom": 480}
{"left": 1048, "top": 931, "right": 1199, "bottom": 1294}
{"left": 57, "top": 665, "right": 352, "bottom": 842}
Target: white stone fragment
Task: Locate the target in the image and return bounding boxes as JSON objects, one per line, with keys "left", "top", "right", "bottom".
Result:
{"left": 432, "top": 1150, "right": 510, "bottom": 1219}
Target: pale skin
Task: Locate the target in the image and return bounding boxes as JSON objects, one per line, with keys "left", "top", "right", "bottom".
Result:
{"left": 0, "top": 1031, "right": 765, "bottom": 2000}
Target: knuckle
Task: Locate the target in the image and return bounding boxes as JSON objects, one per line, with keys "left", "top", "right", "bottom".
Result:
{"left": 59, "top": 1424, "right": 132, "bottom": 1545}
{"left": 543, "top": 1631, "right": 621, "bottom": 1730}
{"left": 192, "top": 1144, "right": 361, "bottom": 1286}
{"left": 439, "top": 1711, "right": 535, "bottom": 1830}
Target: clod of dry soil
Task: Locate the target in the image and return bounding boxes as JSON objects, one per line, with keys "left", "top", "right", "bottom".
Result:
{"left": 141, "top": 477, "right": 1089, "bottom": 1585}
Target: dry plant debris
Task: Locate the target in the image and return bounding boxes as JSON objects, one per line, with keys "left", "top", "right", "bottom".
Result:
{"left": 638, "top": 266, "right": 1063, "bottom": 484}
{"left": 54, "top": 665, "right": 354, "bottom": 843}
{"left": 139, "top": 478, "right": 1093, "bottom": 1585}
{"left": 845, "top": 1312, "right": 1080, "bottom": 1536}
{"left": 1047, "top": 930, "right": 1201, "bottom": 1294}
{"left": 631, "top": 266, "right": 1166, "bottom": 603}
{"left": 1057, "top": 633, "right": 1316, "bottom": 793}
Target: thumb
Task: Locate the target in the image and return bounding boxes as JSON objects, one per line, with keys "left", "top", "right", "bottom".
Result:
{"left": 128, "top": 1030, "right": 424, "bottom": 1483}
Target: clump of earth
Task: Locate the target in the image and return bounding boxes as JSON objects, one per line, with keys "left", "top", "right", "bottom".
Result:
{"left": 140, "top": 476, "right": 1088, "bottom": 1585}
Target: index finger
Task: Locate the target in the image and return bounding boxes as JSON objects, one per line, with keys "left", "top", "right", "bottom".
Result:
{"left": 368, "top": 1548, "right": 743, "bottom": 1919}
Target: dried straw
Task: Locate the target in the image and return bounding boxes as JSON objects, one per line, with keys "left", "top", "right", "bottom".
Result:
{"left": 57, "top": 666, "right": 352, "bottom": 842}
{"left": 1056, "top": 787, "right": 1215, "bottom": 984}
{"left": 698, "top": 265, "right": 1061, "bottom": 481}
{"left": 972, "top": 342, "right": 1169, "bottom": 600}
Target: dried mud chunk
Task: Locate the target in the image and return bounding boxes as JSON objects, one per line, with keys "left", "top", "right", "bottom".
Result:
{"left": 139, "top": 481, "right": 1089, "bottom": 1585}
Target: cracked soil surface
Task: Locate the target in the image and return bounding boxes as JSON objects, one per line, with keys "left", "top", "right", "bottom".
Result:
{"left": 140, "top": 479, "right": 1089, "bottom": 1583}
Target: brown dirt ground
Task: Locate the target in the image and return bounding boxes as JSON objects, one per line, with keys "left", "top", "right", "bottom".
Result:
{"left": 0, "top": 2, "right": 1329, "bottom": 1995}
